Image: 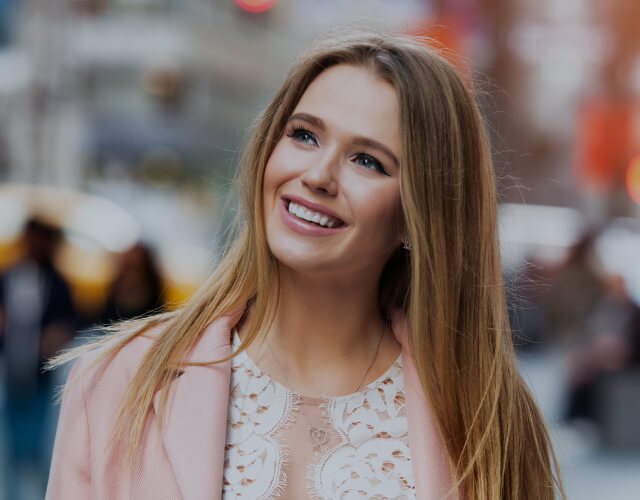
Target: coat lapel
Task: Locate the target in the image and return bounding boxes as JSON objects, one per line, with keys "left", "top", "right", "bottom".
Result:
{"left": 153, "top": 309, "right": 243, "bottom": 500}
{"left": 391, "top": 313, "right": 455, "bottom": 500}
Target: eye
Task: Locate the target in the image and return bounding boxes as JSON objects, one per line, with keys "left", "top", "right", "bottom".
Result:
{"left": 286, "top": 127, "right": 318, "bottom": 146}
{"left": 353, "top": 153, "right": 390, "bottom": 176}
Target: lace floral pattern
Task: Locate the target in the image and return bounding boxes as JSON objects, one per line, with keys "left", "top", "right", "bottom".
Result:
{"left": 222, "top": 350, "right": 298, "bottom": 497}
{"left": 311, "top": 364, "right": 414, "bottom": 499}
{"left": 222, "top": 334, "right": 415, "bottom": 499}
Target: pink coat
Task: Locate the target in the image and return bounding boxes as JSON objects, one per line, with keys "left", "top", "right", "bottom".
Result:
{"left": 46, "top": 309, "right": 454, "bottom": 499}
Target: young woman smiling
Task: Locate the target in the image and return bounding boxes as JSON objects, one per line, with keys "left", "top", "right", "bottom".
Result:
{"left": 46, "top": 27, "right": 564, "bottom": 500}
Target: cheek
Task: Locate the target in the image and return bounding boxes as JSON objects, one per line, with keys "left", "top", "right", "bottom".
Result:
{"left": 262, "top": 145, "right": 297, "bottom": 225}
{"left": 381, "top": 199, "right": 405, "bottom": 243}
{"left": 262, "top": 150, "right": 288, "bottom": 213}
{"left": 357, "top": 187, "right": 404, "bottom": 242}
{"left": 263, "top": 141, "right": 302, "bottom": 187}
{"left": 262, "top": 153, "right": 280, "bottom": 196}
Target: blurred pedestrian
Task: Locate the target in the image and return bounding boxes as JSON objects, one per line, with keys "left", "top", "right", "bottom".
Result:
{"left": 100, "top": 243, "right": 165, "bottom": 324}
{"left": 539, "top": 231, "right": 604, "bottom": 346}
{"left": 0, "top": 217, "right": 77, "bottom": 499}
{"left": 567, "top": 273, "right": 639, "bottom": 422}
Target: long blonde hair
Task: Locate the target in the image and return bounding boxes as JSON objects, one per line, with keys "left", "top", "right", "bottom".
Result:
{"left": 52, "top": 27, "right": 564, "bottom": 499}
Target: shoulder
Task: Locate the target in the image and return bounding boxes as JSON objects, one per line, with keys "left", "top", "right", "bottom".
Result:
{"left": 64, "top": 306, "right": 245, "bottom": 404}
{"left": 67, "top": 323, "right": 164, "bottom": 404}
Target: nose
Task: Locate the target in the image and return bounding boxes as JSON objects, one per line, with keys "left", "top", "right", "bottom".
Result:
{"left": 301, "top": 148, "right": 339, "bottom": 196}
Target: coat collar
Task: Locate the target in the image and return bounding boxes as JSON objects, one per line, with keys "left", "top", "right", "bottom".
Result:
{"left": 154, "top": 308, "right": 454, "bottom": 499}
{"left": 390, "top": 312, "right": 455, "bottom": 499}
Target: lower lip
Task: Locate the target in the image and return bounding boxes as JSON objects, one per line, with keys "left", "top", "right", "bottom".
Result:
{"left": 279, "top": 200, "right": 347, "bottom": 236}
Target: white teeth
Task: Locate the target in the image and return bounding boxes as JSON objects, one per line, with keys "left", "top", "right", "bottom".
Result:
{"left": 287, "top": 200, "right": 339, "bottom": 228}
{"left": 300, "top": 210, "right": 314, "bottom": 223}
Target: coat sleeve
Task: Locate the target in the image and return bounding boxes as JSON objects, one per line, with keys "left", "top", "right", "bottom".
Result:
{"left": 45, "top": 357, "right": 92, "bottom": 499}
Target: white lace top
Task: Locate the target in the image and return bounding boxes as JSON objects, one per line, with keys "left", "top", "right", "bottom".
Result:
{"left": 222, "top": 333, "right": 416, "bottom": 499}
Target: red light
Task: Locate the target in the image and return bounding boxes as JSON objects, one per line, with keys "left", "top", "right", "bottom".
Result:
{"left": 627, "top": 154, "right": 640, "bottom": 204}
{"left": 234, "top": 0, "right": 276, "bottom": 13}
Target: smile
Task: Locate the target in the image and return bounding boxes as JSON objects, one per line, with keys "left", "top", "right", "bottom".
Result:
{"left": 279, "top": 197, "right": 347, "bottom": 236}
{"left": 287, "top": 201, "right": 342, "bottom": 228}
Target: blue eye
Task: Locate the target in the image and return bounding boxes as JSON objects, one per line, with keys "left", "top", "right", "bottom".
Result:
{"left": 354, "top": 153, "right": 389, "bottom": 176}
{"left": 287, "top": 127, "right": 318, "bottom": 146}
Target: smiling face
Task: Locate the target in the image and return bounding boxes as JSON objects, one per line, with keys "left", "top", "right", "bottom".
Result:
{"left": 262, "top": 64, "right": 405, "bottom": 279}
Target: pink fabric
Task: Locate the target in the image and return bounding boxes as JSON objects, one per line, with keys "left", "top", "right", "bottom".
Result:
{"left": 391, "top": 313, "right": 456, "bottom": 500}
{"left": 46, "top": 309, "right": 454, "bottom": 499}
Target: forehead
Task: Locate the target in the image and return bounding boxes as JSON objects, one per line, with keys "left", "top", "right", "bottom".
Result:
{"left": 292, "top": 64, "right": 401, "bottom": 153}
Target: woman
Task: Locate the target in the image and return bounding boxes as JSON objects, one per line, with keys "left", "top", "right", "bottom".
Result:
{"left": 46, "top": 27, "right": 563, "bottom": 499}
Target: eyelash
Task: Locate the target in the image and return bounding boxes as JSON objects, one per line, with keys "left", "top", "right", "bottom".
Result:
{"left": 286, "top": 126, "right": 317, "bottom": 146}
{"left": 285, "top": 125, "right": 390, "bottom": 176}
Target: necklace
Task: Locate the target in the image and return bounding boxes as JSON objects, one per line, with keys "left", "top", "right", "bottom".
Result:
{"left": 267, "top": 323, "right": 385, "bottom": 451}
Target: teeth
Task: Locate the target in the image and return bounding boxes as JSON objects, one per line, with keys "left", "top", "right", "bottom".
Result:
{"left": 287, "top": 201, "right": 339, "bottom": 228}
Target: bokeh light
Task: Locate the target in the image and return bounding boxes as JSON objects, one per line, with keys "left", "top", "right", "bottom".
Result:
{"left": 234, "top": 0, "right": 277, "bottom": 14}
{"left": 627, "top": 154, "right": 640, "bottom": 204}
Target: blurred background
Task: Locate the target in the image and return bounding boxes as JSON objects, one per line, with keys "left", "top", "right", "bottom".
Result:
{"left": 0, "top": 0, "right": 639, "bottom": 498}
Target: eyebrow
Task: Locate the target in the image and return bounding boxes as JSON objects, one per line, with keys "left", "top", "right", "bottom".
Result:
{"left": 287, "top": 112, "right": 399, "bottom": 168}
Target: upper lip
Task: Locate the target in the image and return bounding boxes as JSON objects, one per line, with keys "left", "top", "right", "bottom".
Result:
{"left": 282, "top": 195, "right": 346, "bottom": 224}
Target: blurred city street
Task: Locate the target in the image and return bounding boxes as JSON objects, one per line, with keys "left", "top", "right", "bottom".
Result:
{"left": 1, "top": 0, "right": 640, "bottom": 498}
{"left": 519, "top": 352, "right": 640, "bottom": 499}
{"left": 561, "top": 452, "right": 640, "bottom": 500}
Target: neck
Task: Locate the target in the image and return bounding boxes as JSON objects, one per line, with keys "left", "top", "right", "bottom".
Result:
{"left": 238, "top": 263, "right": 402, "bottom": 397}
{"left": 269, "top": 265, "right": 386, "bottom": 361}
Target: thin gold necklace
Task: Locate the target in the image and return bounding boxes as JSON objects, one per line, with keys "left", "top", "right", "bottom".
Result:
{"left": 267, "top": 323, "right": 385, "bottom": 450}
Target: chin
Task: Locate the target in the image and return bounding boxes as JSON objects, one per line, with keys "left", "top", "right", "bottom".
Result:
{"left": 269, "top": 243, "right": 337, "bottom": 275}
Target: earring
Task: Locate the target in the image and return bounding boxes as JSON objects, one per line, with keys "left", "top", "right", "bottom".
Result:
{"left": 402, "top": 237, "right": 411, "bottom": 251}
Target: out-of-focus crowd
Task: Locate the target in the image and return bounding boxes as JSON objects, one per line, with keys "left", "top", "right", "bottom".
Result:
{"left": 0, "top": 215, "right": 166, "bottom": 499}
{"left": 507, "top": 218, "right": 640, "bottom": 449}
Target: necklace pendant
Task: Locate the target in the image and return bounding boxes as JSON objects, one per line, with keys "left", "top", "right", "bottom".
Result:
{"left": 309, "top": 426, "right": 328, "bottom": 448}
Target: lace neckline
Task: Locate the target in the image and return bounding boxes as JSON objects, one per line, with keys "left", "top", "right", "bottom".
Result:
{"left": 231, "top": 330, "right": 403, "bottom": 404}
